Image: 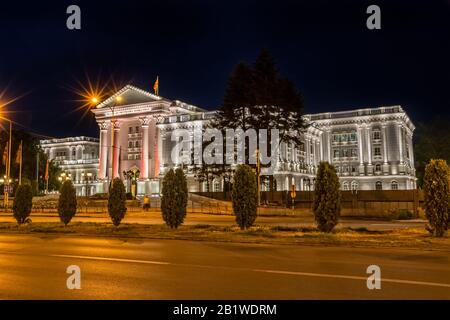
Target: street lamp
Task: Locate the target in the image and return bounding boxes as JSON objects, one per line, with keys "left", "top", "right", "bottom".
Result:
{"left": 90, "top": 95, "right": 122, "bottom": 182}
{"left": 81, "top": 172, "right": 93, "bottom": 196}
{"left": 0, "top": 117, "right": 12, "bottom": 209}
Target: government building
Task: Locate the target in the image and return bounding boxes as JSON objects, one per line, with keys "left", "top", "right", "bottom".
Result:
{"left": 41, "top": 85, "right": 416, "bottom": 196}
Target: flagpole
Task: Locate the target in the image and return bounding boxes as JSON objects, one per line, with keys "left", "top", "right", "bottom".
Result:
{"left": 19, "top": 140, "right": 22, "bottom": 185}
{"left": 6, "top": 121, "right": 12, "bottom": 209}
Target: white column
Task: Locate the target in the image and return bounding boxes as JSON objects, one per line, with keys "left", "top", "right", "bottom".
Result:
{"left": 408, "top": 133, "right": 415, "bottom": 170}
{"left": 98, "top": 122, "right": 108, "bottom": 179}
{"left": 305, "top": 137, "right": 310, "bottom": 173}
{"left": 326, "top": 130, "right": 331, "bottom": 162}
{"left": 140, "top": 117, "right": 150, "bottom": 179}
{"left": 398, "top": 123, "right": 404, "bottom": 164}
{"left": 357, "top": 126, "right": 363, "bottom": 165}
{"left": 382, "top": 124, "right": 388, "bottom": 165}
{"left": 112, "top": 121, "right": 120, "bottom": 179}
{"left": 319, "top": 133, "right": 324, "bottom": 161}
{"left": 366, "top": 125, "right": 372, "bottom": 166}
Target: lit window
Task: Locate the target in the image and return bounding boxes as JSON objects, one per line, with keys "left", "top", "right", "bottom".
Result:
{"left": 391, "top": 181, "right": 398, "bottom": 190}
{"left": 373, "top": 130, "right": 381, "bottom": 140}
{"left": 375, "top": 181, "right": 382, "bottom": 190}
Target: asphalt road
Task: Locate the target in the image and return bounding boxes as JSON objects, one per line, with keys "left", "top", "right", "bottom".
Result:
{"left": 0, "top": 234, "right": 448, "bottom": 299}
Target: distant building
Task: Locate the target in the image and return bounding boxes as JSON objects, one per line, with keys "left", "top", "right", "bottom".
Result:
{"left": 39, "top": 136, "right": 99, "bottom": 196}
{"left": 88, "top": 85, "right": 416, "bottom": 195}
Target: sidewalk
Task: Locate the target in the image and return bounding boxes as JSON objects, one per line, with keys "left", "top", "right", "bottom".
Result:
{"left": 0, "top": 211, "right": 426, "bottom": 231}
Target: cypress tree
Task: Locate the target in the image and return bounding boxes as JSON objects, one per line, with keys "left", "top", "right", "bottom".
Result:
{"left": 13, "top": 184, "right": 33, "bottom": 224}
{"left": 58, "top": 180, "right": 77, "bottom": 225}
{"left": 313, "top": 162, "right": 341, "bottom": 232}
{"left": 108, "top": 178, "right": 127, "bottom": 226}
{"left": 232, "top": 165, "right": 258, "bottom": 230}
{"left": 423, "top": 159, "right": 450, "bottom": 237}
{"left": 161, "top": 168, "right": 188, "bottom": 228}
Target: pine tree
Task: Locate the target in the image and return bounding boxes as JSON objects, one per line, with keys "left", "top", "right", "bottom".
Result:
{"left": 232, "top": 165, "right": 258, "bottom": 229}
{"left": 108, "top": 178, "right": 127, "bottom": 226}
{"left": 58, "top": 180, "right": 77, "bottom": 225}
{"left": 13, "top": 184, "right": 33, "bottom": 224}
{"left": 210, "top": 49, "right": 306, "bottom": 192}
{"left": 161, "top": 168, "right": 188, "bottom": 228}
{"left": 313, "top": 162, "right": 341, "bottom": 232}
{"left": 423, "top": 159, "right": 450, "bottom": 237}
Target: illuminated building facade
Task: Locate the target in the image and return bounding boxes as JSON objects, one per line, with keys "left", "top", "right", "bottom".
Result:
{"left": 39, "top": 136, "right": 99, "bottom": 196}
{"left": 88, "top": 85, "right": 416, "bottom": 194}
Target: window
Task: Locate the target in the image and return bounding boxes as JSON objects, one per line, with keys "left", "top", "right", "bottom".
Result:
{"left": 349, "top": 133, "right": 357, "bottom": 141}
{"left": 334, "top": 150, "right": 340, "bottom": 158}
{"left": 135, "top": 141, "right": 140, "bottom": 148}
{"left": 375, "top": 181, "right": 383, "bottom": 190}
{"left": 351, "top": 149, "right": 358, "bottom": 157}
{"left": 128, "top": 141, "right": 133, "bottom": 148}
{"left": 72, "top": 148, "right": 76, "bottom": 157}
{"left": 214, "top": 180, "right": 221, "bottom": 192}
{"left": 374, "top": 147, "right": 381, "bottom": 156}
{"left": 129, "top": 127, "right": 133, "bottom": 134}
{"left": 135, "top": 126, "right": 140, "bottom": 133}
{"left": 373, "top": 130, "right": 381, "bottom": 140}
{"left": 391, "top": 181, "right": 398, "bottom": 190}
{"left": 375, "top": 164, "right": 381, "bottom": 172}
{"left": 342, "top": 181, "right": 349, "bottom": 191}
{"left": 135, "top": 154, "right": 140, "bottom": 160}
{"left": 351, "top": 181, "right": 358, "bottom": 191}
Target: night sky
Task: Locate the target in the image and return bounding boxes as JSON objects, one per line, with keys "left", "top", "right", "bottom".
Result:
{"left": 0, "top": 0, "right": 449, "bottom": 138}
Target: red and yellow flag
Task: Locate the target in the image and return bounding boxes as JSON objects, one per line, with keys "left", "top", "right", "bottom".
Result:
{"left": 44, "top": 159, "right": 49, "bottom": 181}
{"left": 15, "top": 141, "right": 22, "bottom": 164}
{"left": 153, "top": 76, "right": 159, "bottom": 95}
{"left": 2, "top": 142, "right": 8, "bottom": 165}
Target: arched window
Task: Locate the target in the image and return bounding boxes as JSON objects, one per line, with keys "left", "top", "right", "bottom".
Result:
{"left": 213, "top": 180, "right": 221, "bottom": 192}
{"left": 375, "top": 181, "right": 382, "bottom": 190}
{"left": 342, "top": 181, "right": 349, "bottom": 191}
{"left": 128, "top": 141, "right": 133, "bottom": 148}
{"left": 375, "top": 164, "right": 381, "bottom": 172}
{"left": 351, "top": 181, "right": 358, "bottom": 191}
{"left": 391, "top": 181, "right": 398, "bottom": 190}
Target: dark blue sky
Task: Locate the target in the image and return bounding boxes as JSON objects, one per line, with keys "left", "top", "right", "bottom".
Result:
{"left": 0, "top": 0, "right": 449, "bottom": 138}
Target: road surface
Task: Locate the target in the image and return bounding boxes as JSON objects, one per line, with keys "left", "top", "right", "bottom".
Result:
{"left": 0, "top": 234, "right": 448, "bottom": 299}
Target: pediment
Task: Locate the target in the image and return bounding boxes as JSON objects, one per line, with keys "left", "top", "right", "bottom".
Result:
{"left": 95, "top": 85, "right": 163, "bottom": 109}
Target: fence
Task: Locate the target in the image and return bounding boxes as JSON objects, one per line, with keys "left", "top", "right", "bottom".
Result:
{"left": 193, "top": 190, "right": 424, "bottom": 218}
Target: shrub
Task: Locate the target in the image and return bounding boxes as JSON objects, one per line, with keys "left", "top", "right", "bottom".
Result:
{"left": 58, "top": 180, "right": 77, "bottom": 225}
{"left": 161, "top": 168, "right": 188, "bottom": 228}
{"left": 397, "top": 209, "right": 414, "bottom": 220}
{"left": 313, "top": 162, "right": 341, "bottom": 232}
{"left": 108, "top": 178, "right": 127, "bottom": 226}
{"left": 423, "top": 159, "right": 450, "bottom": 237}
{"left": 232, "top": 165, "right": 258, "bottom": 230}
{"left": 13, "top": 184, "right": 33, "bottom": 224}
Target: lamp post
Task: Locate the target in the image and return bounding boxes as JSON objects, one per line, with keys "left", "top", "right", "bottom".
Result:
{"left": 82, "top": 172, "right": 93, "bottom": 196}
{"left": 0, "top": 118, "right": 12, "bottom": 209}
{"left": 91, "top": 95, "right": 122, "bottom": 182}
